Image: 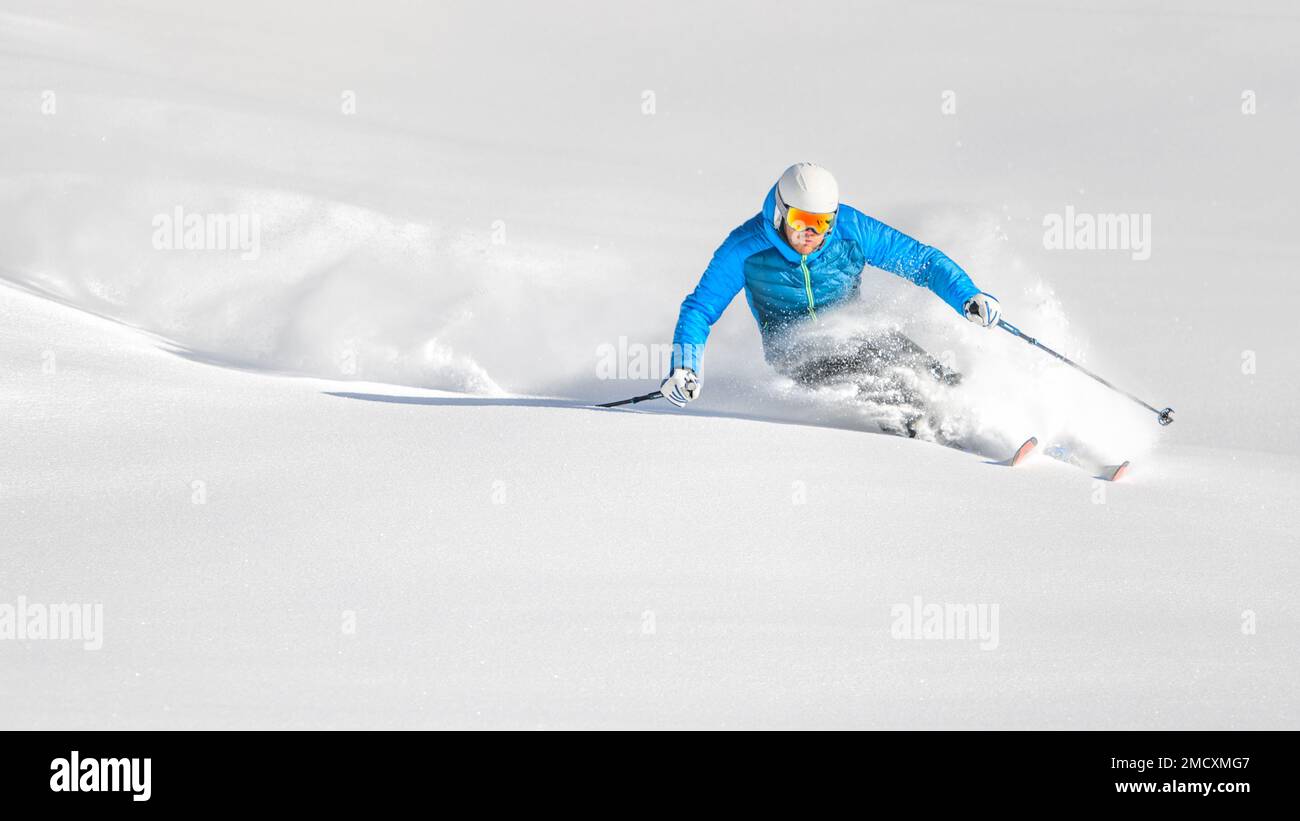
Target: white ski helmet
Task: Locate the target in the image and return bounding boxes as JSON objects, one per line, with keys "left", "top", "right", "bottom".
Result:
{"left": 774, "top": 162, "right": 839, "bottom": 231}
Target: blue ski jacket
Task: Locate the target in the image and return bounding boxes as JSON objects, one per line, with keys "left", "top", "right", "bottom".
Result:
{"left": 671, "top": 184, "right": 985, "bottom": 372}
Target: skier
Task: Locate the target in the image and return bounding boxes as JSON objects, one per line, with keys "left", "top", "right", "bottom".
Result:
{"left": 659, "top": 162, "right": 1001, "bottom": 436}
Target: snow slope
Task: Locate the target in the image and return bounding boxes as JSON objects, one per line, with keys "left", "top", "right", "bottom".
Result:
{"left": 1, "top": 0, "right": 1298, "bottom": 727}
{"left": 2, "top": 281, "right": 1296, "bottom": 728}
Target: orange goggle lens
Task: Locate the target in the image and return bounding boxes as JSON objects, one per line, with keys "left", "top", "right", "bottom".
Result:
{"left": 785, "top": 206, "right": 836, "bottom": 235}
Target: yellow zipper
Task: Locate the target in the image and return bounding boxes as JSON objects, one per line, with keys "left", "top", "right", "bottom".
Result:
{"left": 800, "top": 255, "right": 817, "bottom": 319}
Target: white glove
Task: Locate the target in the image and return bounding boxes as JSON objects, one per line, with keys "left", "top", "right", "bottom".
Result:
{"left": 963, "top": 293, "right": 1001, "bottom": 328}
{"left": 659, "top": 368, "right": 701, "bottom": 407}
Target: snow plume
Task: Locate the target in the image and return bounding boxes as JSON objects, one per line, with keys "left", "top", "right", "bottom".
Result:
{"left": 758, "top": 207, "right": 1158, "bottom": 464}
{"left": 0, "top": 165, "right": 1153, "bottom": 461}
{"left": 0, "top": 176, "right": 519, "bottom": 394}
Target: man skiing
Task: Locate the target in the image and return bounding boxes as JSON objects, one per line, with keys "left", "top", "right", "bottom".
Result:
{"left": 659, "top": 162, "right": 1001, "bottom": 435}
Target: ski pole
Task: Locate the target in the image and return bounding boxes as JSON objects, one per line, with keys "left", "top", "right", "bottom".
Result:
{"left": 598, "top": 391, "right": 664, "bottom": 408}
{"left": 996, "top": 319, "right": 1174, "bottom": 426}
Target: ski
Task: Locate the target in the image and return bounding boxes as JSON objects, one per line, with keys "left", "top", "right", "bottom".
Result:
{"left": 1043, "top": 443, "right": 1132, "bottom": 482}
{"left": 1104, "top": 461, "right": 1131, "bottom": 482}
{"left": 1008, "top": 436, "right": 1038, "bottom": 467}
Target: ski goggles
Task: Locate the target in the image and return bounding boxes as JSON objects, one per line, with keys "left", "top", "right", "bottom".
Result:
{"left": 783, "top": 205, "right": 837, "bottom": 235}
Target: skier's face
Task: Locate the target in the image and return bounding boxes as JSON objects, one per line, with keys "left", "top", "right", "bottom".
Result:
{"left": 784, "top": 222, "right": 826, "bottom": 255}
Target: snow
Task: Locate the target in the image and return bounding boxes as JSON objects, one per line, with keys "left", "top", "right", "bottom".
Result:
{"left": 1, "top": 0, "right": 1297, "bottom": 728}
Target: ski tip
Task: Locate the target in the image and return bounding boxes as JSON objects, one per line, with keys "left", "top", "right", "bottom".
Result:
{"left": 1009, "top": 436, "right": 1038, "bottom": 467}
{"left": 1106, "top": 461, "right": 1132, "bottom": 482}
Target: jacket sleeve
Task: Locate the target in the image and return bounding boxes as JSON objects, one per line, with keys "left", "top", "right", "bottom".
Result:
{"left": 847, "top": 209, "right": 982, "bottom": 315}
{"left": 670, "top": 227, "right": 750, "bottom": 373}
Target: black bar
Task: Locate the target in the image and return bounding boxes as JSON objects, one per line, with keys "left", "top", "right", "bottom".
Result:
{"left": 0, "top": 730, "right": 1289, "bottom": 810}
